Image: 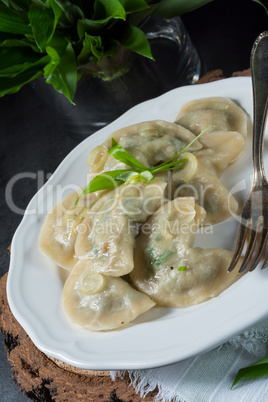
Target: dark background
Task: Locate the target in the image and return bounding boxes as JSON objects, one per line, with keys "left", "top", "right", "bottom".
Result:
{"left": 1, "top": 0, "right": 268, "bottom": 400}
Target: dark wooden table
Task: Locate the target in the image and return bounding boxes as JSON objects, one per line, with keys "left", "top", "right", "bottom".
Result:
{"left": 1, "top": 1, "right": 267, "bottom": 400}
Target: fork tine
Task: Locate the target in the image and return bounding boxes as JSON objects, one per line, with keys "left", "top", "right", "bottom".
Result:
{"left": 238, "top": 217, "right": 266, "bottom": 273}
{"left": 238, "top": 222, "right": 256, "bottom": 273}
{"left": 228, "top": 218, "right": 251, "bottom": 272}
{"left": 261, "top": 251, "right": 268, "bottom": 269}
{"left": 249, "top": 227, "right": 268, "bottom": 271}
{"left": 238, "top": 221, "right": 268, "bottom": 273}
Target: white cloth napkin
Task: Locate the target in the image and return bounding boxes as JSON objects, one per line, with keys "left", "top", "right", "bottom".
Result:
{"left": 110, "top": 319, "right": 268, "bottom": 401}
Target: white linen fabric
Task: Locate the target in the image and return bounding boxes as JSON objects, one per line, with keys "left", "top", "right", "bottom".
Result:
{"left": 110, "top": 318, "right": 268, "bottom": 401}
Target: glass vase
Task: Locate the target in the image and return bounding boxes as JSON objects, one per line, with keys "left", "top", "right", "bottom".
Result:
{"left": 33, "top": 16, "right": 201, "bottom": 137}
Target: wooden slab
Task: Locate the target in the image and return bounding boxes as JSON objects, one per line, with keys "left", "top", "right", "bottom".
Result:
{"left": 0, "top": 68, "right": 250, "bottom": 401}
{"left": 0, "top": 272, "right": 156, "bottom": 401}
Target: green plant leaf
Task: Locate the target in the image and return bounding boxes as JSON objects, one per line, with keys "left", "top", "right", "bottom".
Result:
{"left": 0, "top": 4, "right": 31, "bottom": 34}
{"left": 153, "top": 0, "right": 213, "bottom": 17}
{"left": 0, "top": 0, "right": 29, "bottom": 12}
{"left": 0, "top": 66, "right": 43, "bottom": 96}
{"left": 127, "top": 2, "right": 158, "bottom": 27}
{"left": 77, "top": 17, "right": 113, "bottom": 39}
{"left": 0, "top": 37, "right": 37, "bottom": 49}
{"left": 108, "top": 138, "right": 148, "bottom": 169}
{"left": 47, "top": 0, "right": 84, "bottom": 26}
{"left": 44, "top": 41, "right": 77, "bottom": 102}
{"left": 43, "top": 47, "right": 60, "bottom": 77}
{"left": 253, "top": 0, "right": 268, "bottom": 14}
{"left": 77, "top": 0, "right": 126, "bottom": 39}
{"left": 46, "top": 32, "right": 69, "bottom": 56}
{"left": 93, "top": 0, "right": 126, "bottom": 21}
{"left": 0, "top": 47, "right": 49, "bottom": 76}
{"left": 44, "top": 35, "right": 73, "bottom": 79}
{"left": 77, "top": 33, "right": 103, "bottom": 64}
{"left": 28, "top": 3, "right": 57, "bottom": 51}
{"left": 0, "top": 31, "right": 37, "bottom": 48}
{"left": 119, "top": 0, "right": 150, "bottom": 13}
{"left": 29, "top": 0, "right": 45, "bottom": 7}
{"left": 47, "top": 0, "right": 62, "bottom": 28}
{"left": 232, "top": 356, "right": 268, "bottom": 388}
{"left": 114, "top": 23, "right": 154, "bottom": 59}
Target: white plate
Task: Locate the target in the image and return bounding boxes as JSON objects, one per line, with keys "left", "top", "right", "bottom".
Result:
{"left": 7, "top": 77, "right": 268, "bottom": 370}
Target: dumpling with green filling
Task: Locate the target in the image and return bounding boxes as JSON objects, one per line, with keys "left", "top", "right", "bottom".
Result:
{"left": 175, "top": 97, "right": 249, "bottom": 139}
{"left": 62, "top": 260, "right": 155, "bottom": 331}
{"left": 39, "top": 190, "right": 102, "bottom": 271}
{"left": 175, "top": 97, "right": 251, "bottom": 175}
{"left": 75, "top": 177, "right": 167, "bottom": 277}
{"left": 172, "top": 157, "right": 241, "bottom": 225}
{"left": 90, "top": 120, "right": 203, "bottom": 173}
{"left": 130, "top": 197, "right": 241, "bottom": 308}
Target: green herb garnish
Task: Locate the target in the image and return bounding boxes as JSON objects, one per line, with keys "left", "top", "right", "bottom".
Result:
{"left": 76, "top": 125, "right": 212, "bottom": 205}
{"left": 178, "top": 266, "right": 187, "bottom": 271}
{"left": 232, "top": 356, "right": 268, "bottom": 388}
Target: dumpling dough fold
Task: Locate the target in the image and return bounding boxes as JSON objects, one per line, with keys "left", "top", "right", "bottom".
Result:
{"left": 175, "top": 97, "right": 250, "bottom": 139}
{"left": 176, "top": 97, "right": 251, "bottom": 176}
{"left": 95, "top": 120, "right": 202, "bottom": 173}
{"left": 62, "top": 261, "right": 155, "bottom": 331}
{"left": 75, "top": 178, "right": 167, "bottom": 276}
{"left": 39, "top": 191, "right": 101, "bottom": 270}
{"left": 131, "top": 197, "right": 241, "bottom": 308}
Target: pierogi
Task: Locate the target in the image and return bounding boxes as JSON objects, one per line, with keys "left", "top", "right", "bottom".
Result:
{"left": 62, "top": 260, "right": 155, "bottom": 331}
{"left": 39, "top": 191, "right": 102, "bottom": 270}
{"left": 39, "top": 96, "right": 251, "bottom": 331}
{"left": 175, "top": 97, "right": 249, "bottom": 140}
{"left": 86, "top": 120, "right": 203, "bottom": 177}
{"left": 75, "top": 178, "right": 167, "bottom": 277}
{"left": 130, "top": 197, "right": 241, "bottom": 308}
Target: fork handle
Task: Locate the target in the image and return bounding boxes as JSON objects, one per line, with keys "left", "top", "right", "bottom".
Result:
{"left": 251, "top": 31, "right": 268, "bottom": 184}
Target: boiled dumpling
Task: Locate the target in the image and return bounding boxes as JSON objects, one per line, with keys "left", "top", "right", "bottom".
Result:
{"left": 172, "top": 161, "right": 240, "bottom": 225}
{"left": 62, "top": 260, "right": 155, "bottom": 331}
{"left": 169, "top": 98, "right": 250, "bottom": 224}
{"left": 175, "top": 97, "right": 249, "bottom": 138}
{"left": 130, "top": 197, "right": 241, "bottom": 308}
{"left": 191, "top": 131, "right": 246, "bottom": 176}
{"left": 96, "top": 120, "right": 202, "bottom": 172}
{"left": 39, "top": 190, "right": 101, "bottom": 270}
{"left": 175, "top": 97, "right": 251, "bottom": 175}
{"left": 75, "top": 178, "right": 167, "bottom": 276}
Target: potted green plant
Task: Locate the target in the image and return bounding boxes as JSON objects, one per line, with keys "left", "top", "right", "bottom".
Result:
{"left": 0, "top": 0, "right": 212, "bottom": 103}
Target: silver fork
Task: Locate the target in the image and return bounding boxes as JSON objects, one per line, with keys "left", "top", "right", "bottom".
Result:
{"left": 228, "top": 32, "right": 268, "bottom": 274}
